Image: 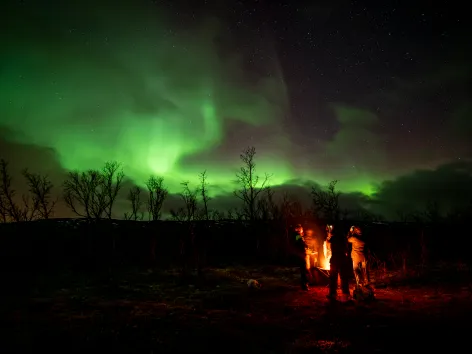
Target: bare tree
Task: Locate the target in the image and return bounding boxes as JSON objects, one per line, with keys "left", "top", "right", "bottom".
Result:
{"left": 226, "top": 209, "right": 236, "bottom": 220}
{"left": 356, "top": 208, "right": 384, "bottom": 222}
{"left": 279, "top": 194, "right": 305, "bottom": 222}
{"left": 257, "top": 186, "right": 281, "bottom": 220}
{"left": 234, "top": 208, "right": 245, "bottom": 221}
{"left": 0, "top": 159, "right": 20, "bottom": 221}
{"left": 22, "top": 169, "right": 57, "bottom": 219}
{"left": 146, "top": 176, "right": 168, "bottom": 221}
{"left": 0, "top": 194, "right": 6, "bottom": 222}
{"left": 0, "top": 159, "right": 37, "bottom": 222}
{"left": 63, "top": 170, "right": 105, "bottom": 219}
{"left": 63, "top": 161, "right": 124, "bottom": 219}
{"left": 279, "top": 192, "right": 292, "bottom": 221}
{"left": 279, "top": 193, "right": 294, "bottom": 248}
{"left": 210, "top": 209, "right": 225, "bottom": 220}
{"left": 171, "top": 181, "right": 198, "bottom": 222}
{"left": 18, "top": 195, "right": 38, "bottom": 221}
{"left": 124, "top": 186, "right": 144, "bottom": 221}
{"left": 102, "top": 161, "right": 125, "bottom": 219}
{"left": 169, "top": 208, "right": 186, "bottom": 221}
{"left": 0, "top": 161, "right": 8, "bottom": 222}
{"left": 234, "top": 146, "right": 271, "bottom": 221}
{"left": 423, "top": 200, "right": 442, "bottom": 223}
{"left": 267, "top": 187, "right": 282, "bottom": 219}
{"left": 257, "top": 195, "right": 270, "bottom": 221}
{"left": 199, "top": 170, "right": 211, "bottom": 221}
{"left": 312, "top": 180, "right": 341, "bottom": 222}
{"left": 396, "top": 210, "right": 409, "bottom": 223}
{"left": 168, "top": 181, "right": 201, "bottom": 278}
{"left": 445, "top": 203, "right": 470, "bottom": 223}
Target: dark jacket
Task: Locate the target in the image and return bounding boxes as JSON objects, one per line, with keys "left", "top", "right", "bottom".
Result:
{"left": 326, "top": 230, "right": 348, "bottom": 262}
{"left": 292, "top": 231, "right": 308, "bottom": 258}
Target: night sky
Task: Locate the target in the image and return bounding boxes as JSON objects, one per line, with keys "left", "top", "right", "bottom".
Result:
{"left": 1, "top": 0, "right": 471, "bottom": 220}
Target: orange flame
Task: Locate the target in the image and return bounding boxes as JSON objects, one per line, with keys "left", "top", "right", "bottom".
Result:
{"left": 322, "top": 240, "right": 331, "bottom": 270}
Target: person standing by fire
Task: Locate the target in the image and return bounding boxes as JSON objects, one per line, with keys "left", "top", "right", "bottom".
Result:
{"left": 293, "top": 224, "right": 310, "bottom": 291}
{"left": 326, "top": 224, "right": 350, "bottom": 301}
{"left": 347, "top": 226, "right": 371, "bottom": 289}
{"left": 304, "top": 228, "right": 320, "bottom": 285}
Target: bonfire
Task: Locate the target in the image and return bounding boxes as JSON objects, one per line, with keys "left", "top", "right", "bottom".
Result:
{"left": 321, "top": 240, "right": 331, "bottom": 270}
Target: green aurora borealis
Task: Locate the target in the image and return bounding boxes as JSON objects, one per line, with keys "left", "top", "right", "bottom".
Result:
{"left": 1, "top": 2, "right": 380, "bottom": 198}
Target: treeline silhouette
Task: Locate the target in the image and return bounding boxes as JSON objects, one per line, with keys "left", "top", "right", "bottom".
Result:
{"left": 0, "top": 218, "right": 468, "bottom": 281}
{"left": 0, "top": 147, "right": 470, "bottom": 284}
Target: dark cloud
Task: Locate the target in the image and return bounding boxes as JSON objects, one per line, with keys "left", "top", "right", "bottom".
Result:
{"left": 324, "top": 104, "right": 385, "bottom": 171}
{"left": 159, "top": 160, "right": 472, "bottom": 222}
{"left": 369, "top": 160, "right": 472, "bottom": 219}
{"left": 159, "top": 179, "right": 371, "bottom": 221}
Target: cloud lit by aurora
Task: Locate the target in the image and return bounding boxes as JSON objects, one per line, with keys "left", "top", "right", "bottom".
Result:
{"left": 1, "top": 1, "right": 382, "bottom": 197}
{"left": 2, "top": 3, "right": 280, "bottom": 190}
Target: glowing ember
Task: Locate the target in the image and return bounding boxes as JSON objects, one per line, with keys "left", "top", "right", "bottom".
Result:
{"left": 322, "top": 240, "right": 331, "bottom": 270}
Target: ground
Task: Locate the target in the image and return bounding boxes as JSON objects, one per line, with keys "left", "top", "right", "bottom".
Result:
{"left": 2, "top": 264, "right": 472, "bottom": 353}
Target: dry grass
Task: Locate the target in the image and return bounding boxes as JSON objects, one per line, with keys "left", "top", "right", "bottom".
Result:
{"left": 2, "top": 264, "right": 471, "bottom": 353}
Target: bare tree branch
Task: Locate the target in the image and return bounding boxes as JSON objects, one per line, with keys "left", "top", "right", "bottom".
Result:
{"left": 146, "top": 176, "right": 168, "bottom": 221}
{"left": 63, "top": 170, "right": 103, "bottom": 219}
{"left": 124, "top": 186, "right": 144, "bottom": 221}
{"left": 233, "top": 146, "right": 271, "bottom": 221}
{"left": 0, "top": 159, "right": 38, "bottom": 222}
{"left": 257, "top": 186, "right": 281, "bottom": 220}
{"left": 0, "top": 159, "right": 21, "bottom": 221}
{"left": 18, "top": 194, "right": 38, "bottom": 221}
{"left": 63, "top": 161, "right": 124, "bottom": 220}
{"left": 199, "top": 170, "right": 211, "bottom": 221}
{"left": 0, "top": 160, "right": 10, "bottom": 222}
{"left": 171, "top": 181, "right": 198, "bottom": 222}
{"left": 423, "top": 200, "right": 442, "bottom": 223}
{"left": 311, "top": 180, "right": 341, "bottom": 222}
{"left": 102, "top": 161, "right": 125, "bottom": 219}
{"left": 22, "top": 169, "right": 57, "bottom": 219}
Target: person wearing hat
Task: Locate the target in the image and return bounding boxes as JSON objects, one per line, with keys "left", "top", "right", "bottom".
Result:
{"left": 347, "top": 225, "right": 374, "bottom": 301}
{"left": 347, "top": 226, "right": 370, "bottom": 287}
{"left": 293, "top": 224, "right": 310, "bottom": 290}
